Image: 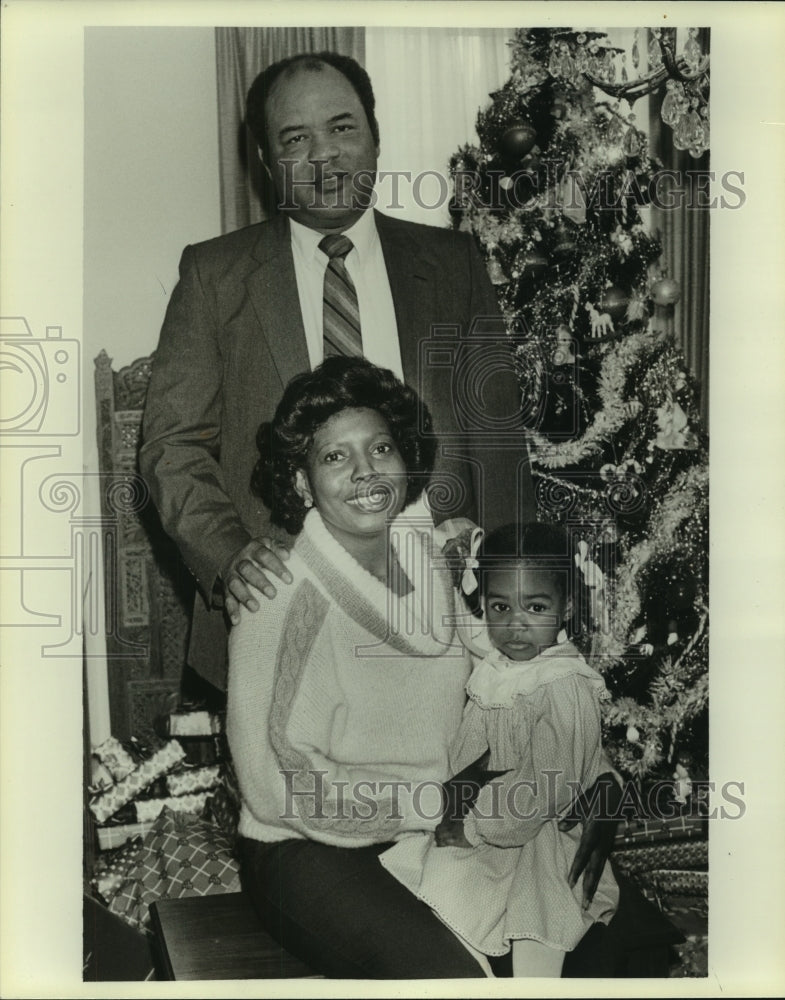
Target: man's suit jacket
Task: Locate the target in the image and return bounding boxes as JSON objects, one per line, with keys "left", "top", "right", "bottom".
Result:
{"left": 140, "top": 210, "right": 535, "bottom": 690}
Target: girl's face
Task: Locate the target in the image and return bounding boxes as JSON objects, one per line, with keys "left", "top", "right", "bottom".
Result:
{"left": 295, "top": 407, "right": 407, "bottom": 549}
{"left": 483, "top": 560, "right": 570, "bottom": 661}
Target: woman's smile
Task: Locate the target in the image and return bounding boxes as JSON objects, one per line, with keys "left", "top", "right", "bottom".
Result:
{"left": 296, "top": 407, "right": 407, "bottom": 554}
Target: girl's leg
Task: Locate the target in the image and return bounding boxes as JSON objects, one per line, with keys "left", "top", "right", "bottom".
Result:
{"left": 238, "top": 836, "right": 487, "bottom": 979}
{"left": 511, "top": 938, "right": 566, "bottom": 977}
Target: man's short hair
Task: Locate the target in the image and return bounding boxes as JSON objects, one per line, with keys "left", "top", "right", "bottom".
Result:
{"left": 246, "top": 51, "right": 380, "bottom": 163}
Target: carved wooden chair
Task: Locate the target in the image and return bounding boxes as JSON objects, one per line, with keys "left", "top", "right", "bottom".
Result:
{"left": 94, "top": 350, "right": 197, "bottom": 745}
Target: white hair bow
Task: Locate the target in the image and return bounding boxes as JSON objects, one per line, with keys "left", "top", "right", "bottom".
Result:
{"left": 461, "top": 527, "right": 485, "bottom": 596}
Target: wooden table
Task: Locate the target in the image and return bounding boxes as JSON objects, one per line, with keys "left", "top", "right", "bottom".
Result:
{"left": 150, "top": 892, "right": 320, "bottom": 980}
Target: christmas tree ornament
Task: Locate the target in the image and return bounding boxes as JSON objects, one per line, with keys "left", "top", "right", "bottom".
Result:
{"left": 486, "top": 258, "right": 509, "bottom": 285}
{"left": 599, "top": 284, "right": 629, "bottom": 321}
{"left": 552, "top": 325, "right": 576, "bottom": 365}
{"left": 626, "top": 725, "right": 640, "bottom": 743}
{"left": 500, "top": 121, "right": 538, "bottom": 162}
{"left": 550, "top": 92, "right": 569, "bottom": 120}
{"left": 651, "top": 277, "right": 681, "bottom": 306}
{"left": 585, "top": 302, "right": 614, "bottom": 339}
{"left": 515, "top": 248, "right": 549, "bottom": 279}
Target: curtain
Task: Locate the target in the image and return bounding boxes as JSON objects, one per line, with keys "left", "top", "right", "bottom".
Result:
{"left": 365, "top": 26, "right": 514, "bottom": 227}
{"left": 215, "top": 27, "right": 365, "bottom": 234}
{"left": 648, "top": 29, "right": 711, "bottom": 425}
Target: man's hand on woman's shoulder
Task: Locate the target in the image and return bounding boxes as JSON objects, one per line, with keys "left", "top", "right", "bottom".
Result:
{"left": 222, "top": 537, "right": 293, "bottom": 624}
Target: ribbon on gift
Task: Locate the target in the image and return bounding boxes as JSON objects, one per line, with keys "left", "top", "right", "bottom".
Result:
{"left": 93, "top": 736, "right": 137, "bottom": 782}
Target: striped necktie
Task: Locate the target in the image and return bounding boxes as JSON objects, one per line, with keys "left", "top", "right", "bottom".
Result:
{"left": 319, "top": 234, "right": 363, "bottom": 358}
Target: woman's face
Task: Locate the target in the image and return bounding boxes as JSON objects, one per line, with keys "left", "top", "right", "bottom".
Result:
{"left": 296, "top": 407, "right": 407, "bottom": 548}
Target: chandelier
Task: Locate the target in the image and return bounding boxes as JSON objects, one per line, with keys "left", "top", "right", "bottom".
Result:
{"left": 549, "top": 28, "right": 710, "bottom": 159}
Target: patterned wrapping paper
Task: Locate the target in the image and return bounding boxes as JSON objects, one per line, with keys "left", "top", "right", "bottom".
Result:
{"left": 134, "top": 791, "right": 211, "bottom": 824}
{"left": 97, "top": 822, "right": 153, "bottom": 851}
{"left": 93, "top": 736, "right": 137, "bottom": 782}
{"left": 89, "top": 740, "right": 186, "bottom": 823}
{"left": 644, "top": 869, "right": 709, "bottom": 897}
{"left": 614, "top": 814, "right": 706, "bottom": 846}
{"left": 165, "top": 764, "right": 221, "bottom": 797}
{"left": 613, "top": 837, "right": 708, "bottom": 876}
{"left": 92, "top": 837, "right": 145, "bottom": 900}
{"left": 98, "top": 807, "right": 241, "bottom": 930}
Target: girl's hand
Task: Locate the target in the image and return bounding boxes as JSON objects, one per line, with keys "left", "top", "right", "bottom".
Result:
{"left": 434, "top": 817, "right": 472, "bottom": 848}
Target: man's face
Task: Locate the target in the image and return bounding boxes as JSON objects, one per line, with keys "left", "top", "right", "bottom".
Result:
{"left": 264, "top": 63, "right": 379, "bottom": 233}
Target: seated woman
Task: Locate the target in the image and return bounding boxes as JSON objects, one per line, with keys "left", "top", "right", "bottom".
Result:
{"left": 227, "top": 355, "right": 617, "bottom": 979}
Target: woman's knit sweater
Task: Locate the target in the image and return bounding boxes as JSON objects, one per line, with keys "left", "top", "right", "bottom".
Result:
{"left": 227, "top": 509, "right": 473, "bottom": 848}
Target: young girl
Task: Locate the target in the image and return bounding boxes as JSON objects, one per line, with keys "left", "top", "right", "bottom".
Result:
{"left": 379, "top": 521, "right": 619, "bottom": 977}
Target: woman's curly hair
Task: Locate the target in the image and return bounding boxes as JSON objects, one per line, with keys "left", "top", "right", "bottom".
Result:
{"left": 251, "top": 356, "right": 437, "bottom": 535}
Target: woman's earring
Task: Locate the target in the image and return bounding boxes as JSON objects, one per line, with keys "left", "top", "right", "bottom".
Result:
{"left": 303, "top": 496, "right": 313, "bottom": 509}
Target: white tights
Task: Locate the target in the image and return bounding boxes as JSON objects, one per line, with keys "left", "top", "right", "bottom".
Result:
{"left": 445, "top": 915, "right": 565, "bottom": 978}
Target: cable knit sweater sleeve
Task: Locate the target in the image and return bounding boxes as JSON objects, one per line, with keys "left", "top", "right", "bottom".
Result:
{"left": 463, "top": 674, "right": 604, "bottom": 849}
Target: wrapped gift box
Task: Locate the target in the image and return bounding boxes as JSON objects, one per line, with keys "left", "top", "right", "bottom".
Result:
{"left": 96, "top": 807, "right": 241, "bottom": 931}
{"left": 89, "top": 740, "right": 186, "bottom": 823}
{"left": 97, "top": 822, "right": 154, "bottom": 852}
{"left": 165, "top": 764, "right": 220, "bottom": 797}
{"left": 134, "top": 791, "right": 211, "bottom": 824}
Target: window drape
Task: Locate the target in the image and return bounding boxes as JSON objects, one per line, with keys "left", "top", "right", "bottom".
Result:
{"left": 215, "top": 27, "right": 365, "bottom": 234}
{"left": 648, "top": 29, "right": 710, "bottom": 425}
{"left": 364, "top": 26, "right": 514, "bottom": 227}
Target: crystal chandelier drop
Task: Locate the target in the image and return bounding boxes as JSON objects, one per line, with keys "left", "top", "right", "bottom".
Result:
{"left": 548, "top": 27, "right": 710, "bottom": 159}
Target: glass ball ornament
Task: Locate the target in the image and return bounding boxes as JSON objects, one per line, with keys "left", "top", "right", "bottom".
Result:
{"left": 599, "top": 285, "right": 629, "bottom": 321}
{"left": 500, "top": 121, "right": 538, "bottom": 162}
{"left": 651, "top": 277, "right": 681, "bottom": 306}
{"left": 626, "top": 725, "right": 641, "bottom": 743}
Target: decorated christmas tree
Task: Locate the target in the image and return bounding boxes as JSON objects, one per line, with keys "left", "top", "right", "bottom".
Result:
{"left": 450, "top": 28, "right": 709, "bottom": 798}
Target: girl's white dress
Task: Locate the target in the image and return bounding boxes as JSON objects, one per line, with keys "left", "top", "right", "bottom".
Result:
{"left": 379, "top": 634, "right": 619, "bottom": 957}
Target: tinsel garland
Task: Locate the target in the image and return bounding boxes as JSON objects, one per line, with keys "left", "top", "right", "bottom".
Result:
{"left": 595, "top": 461, "right": 708, "bottom": 661}
{"left": 525, "top": 329, "right": 659, "bottom": 468}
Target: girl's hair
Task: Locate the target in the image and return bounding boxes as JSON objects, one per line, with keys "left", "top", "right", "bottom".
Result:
{"left": 251, "top": 355, "right": 437, "bottom": 535}
{"left": 467, "top": 521, "right": 593, "bottom": 638}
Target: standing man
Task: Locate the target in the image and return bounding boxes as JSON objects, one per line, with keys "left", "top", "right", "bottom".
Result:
{"left": 141, "top": 51, "right": 534, "bottom": 692}
{"left": 140, "top": 51, "right": 618, "bottom": 957}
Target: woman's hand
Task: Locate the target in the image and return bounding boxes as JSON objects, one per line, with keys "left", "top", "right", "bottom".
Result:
{"left": 434, "top": 817, "right": 473, "bottom": 849}
{"left": 222, "top": 537, "right": 293, "bottom": 624}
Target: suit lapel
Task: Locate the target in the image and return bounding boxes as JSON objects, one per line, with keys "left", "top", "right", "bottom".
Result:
{"left": 244, "top": 214, "right": 310, "bottom": 385}
{"left": 375, "top": 211, "right": 436, "bottom": 387}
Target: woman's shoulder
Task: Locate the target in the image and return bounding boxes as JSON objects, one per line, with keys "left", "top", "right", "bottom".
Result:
{"left": 229, "top": 549, "right": 319, "bottom": 639}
